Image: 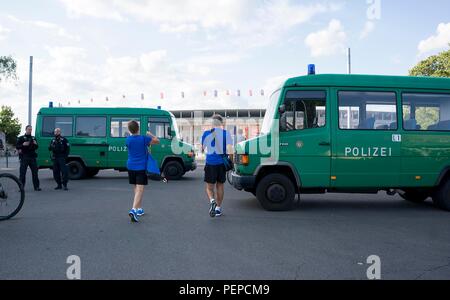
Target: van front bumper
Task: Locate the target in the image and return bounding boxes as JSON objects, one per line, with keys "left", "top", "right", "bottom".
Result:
{"left": 185, "top": 161, "right": 197, "bottom": 172}
{"left": 231, "top": 172, "right": 256, "bottom": 191}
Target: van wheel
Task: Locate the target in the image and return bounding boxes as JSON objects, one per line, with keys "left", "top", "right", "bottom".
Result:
{"left": 432, "top": 179, "right": 450, "bottom": 211}
{"left": 399, "top": 189, "right": 429, "bottom": 203}
{"left": 86, "top": 168, "right": 99, "bottom": 178}
{"left": 163, "top": 161, "right": 183, "bottom": 180}
{"left": 67, "top": 161, "right": 86, "bottom": 180}
{"left": 256, "top": 173, "right": 295, "bottom": 211}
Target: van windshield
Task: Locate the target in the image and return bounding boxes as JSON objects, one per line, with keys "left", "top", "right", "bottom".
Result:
{"left": 261, "top": 89, "right": 281, "bottom": 135}
{"left": 171, "top": 116, "right": 181, "bottom": 139}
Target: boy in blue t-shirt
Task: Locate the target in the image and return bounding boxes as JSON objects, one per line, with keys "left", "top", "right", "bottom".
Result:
{"left": 201, "top": 114, "right": 233, "bottom": 217}
{"left": 126, "top": 120, "right": 160, "bottom": 222}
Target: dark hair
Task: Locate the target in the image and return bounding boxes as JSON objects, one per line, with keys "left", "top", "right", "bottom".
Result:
{"left": 25, "top": 125, "right": 32, "bottom": 130}
{"left": 212, "top": 114, "right": 224, "bottom": 126}
{"left": 128, "top": 120, "right": 140, "bottom": 134}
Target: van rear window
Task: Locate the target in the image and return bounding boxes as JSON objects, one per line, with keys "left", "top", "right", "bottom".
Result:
{"left": 42, "top": 116, "right": 73, "bottom": 137}
{"left": 402, "top": 93, "right": 450, "bottom": 131}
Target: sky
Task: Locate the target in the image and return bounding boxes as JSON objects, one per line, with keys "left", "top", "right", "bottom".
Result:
{"left": 0, "top": 0, "right": 450, "bottom": 131}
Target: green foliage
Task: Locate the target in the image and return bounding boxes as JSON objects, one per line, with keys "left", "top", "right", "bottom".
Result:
{"left": 0, "top": 106, "right": 21, "bottom": 145}
{"left": 409, "top": 47, "right": 450, "bottom": 77}
{"left": 0, "top": 56, "right": 17, "bottom": 81}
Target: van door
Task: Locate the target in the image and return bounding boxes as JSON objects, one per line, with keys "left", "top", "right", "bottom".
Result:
{"left": 331, "top": 89, "right": 401, "bottom": 188}
{"left": 107, "top": 116, "right": 141, "bottom": 169}
{"left": 279, "top": 89, "right": 331, "bottom": 188}
{"left": 146, "top": 117, "right": 173, "bottom": 168}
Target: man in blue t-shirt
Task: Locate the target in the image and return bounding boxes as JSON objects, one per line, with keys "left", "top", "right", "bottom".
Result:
{"left": 126, "top": 120, "right": 160, "bottom": 223}
{"left": 201, "top": 114, "right": 233, "bottom": 218}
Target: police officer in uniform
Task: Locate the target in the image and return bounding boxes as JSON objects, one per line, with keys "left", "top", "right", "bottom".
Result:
{"left": 49, "top": 128, "right": 70, "bottom": 191}
{"left": 16, "top": 125, "right": 41, "bottom": 191}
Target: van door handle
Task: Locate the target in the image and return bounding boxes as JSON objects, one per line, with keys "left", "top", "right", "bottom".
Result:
{"left": 319, "top": 142, "right": 331, "bottom": 146}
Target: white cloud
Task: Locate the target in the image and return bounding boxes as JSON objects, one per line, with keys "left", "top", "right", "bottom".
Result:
{"left": 360, "top": 21, "right": 375, "bottom": 39}
{"left": 7, "top": 15, "right": 80, "bottom": 41}
{"left": 305, "top": 19, "right": 347, "bottom": 57}
{"left": 418, "top": 22, "right": 450, "bottom": 55}
{"left": 57, "top": 0, "right": 342, "bottom": 48}
{"left": 159, "top": 23, "right": 198, "bottom": 33}
{"left": 57, "top": 0, "right": 126, "bottom": 21}
{"left": 0, "top": 24, "right": 11, "bottom": 41}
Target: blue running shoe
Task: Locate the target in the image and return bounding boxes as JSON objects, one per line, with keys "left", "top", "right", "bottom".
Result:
{"left": 209, "top": 200, "right": 217, "bottom": 218}
{"left": 136, "top": 208, "right": 145, "bottom": 216}
{"left": 129, "top": 209, "right": 139, "bottom": 223}
{"left": 215, "top": 208, "right": 222, "bottom": 217}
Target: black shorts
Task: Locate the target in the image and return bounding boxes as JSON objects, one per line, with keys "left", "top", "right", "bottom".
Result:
{"left": 128, "top": 170, "right": 148, "bottom": 185}
{"left": 204, "top": 164, "right": 226, "bottom": 184}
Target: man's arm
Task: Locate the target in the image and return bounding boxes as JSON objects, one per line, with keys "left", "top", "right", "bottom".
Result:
{"left": 147, "top": 132, "right": 160, "bottom": 145}
{"left": 16, "top": 136, "right": 24, "bottom": 150}
{"left": 64, "top": 138, "right": 70, "bottom": 157}
{"left": 32, "top": 137, "right": 38, "bottom": 150}
{"left": 48, "top": 139, "right": 55, "bottom": 151}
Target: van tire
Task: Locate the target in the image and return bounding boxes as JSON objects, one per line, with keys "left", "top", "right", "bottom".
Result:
{"left": 432, "top": 179, "right": 450, "bottom": 211}
{"left": 86, "top": 168, "right": 100, "bottom": 178}
{"left": 67, "top": 161, "right": 86, "bottom": 180}
{"left": 163, "top": 161, "right": 183, "bottom": 180}
{"left": 256, "top": 173, "right": 295, "bottom": 211}
{"left": 399, "top": 189, "right": 429, "bottom": 203}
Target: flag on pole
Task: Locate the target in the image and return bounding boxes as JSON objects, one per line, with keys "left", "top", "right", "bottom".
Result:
{"left": 106, "top": 97, "right": 109, "bottom": 102}
{"left": 203, "top": 91, "right": 207, "bottom": 97}
{"left": 141, "top": 93, "right": 144, "bottom": 100}
{"left": 261, "top": 89, "right": 265, "bottom": 96}
{"left": 160, "top": 92, "right": 164, "bottom": 99}
{"left": 181, "top": 91, "right": 185, "bottom": 98}
{"left": 249, "top": 90, "right": 253, "bottom": 97}
{"left": 237, "top": 90, "right": 241, "bottom": 97}
{"left": 214, "top": 90, "right": 218, "bottom": 98}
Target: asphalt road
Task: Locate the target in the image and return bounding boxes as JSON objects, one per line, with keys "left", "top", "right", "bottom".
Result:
{"left": 1, "top": 163, "right": 450, "bottom": 280}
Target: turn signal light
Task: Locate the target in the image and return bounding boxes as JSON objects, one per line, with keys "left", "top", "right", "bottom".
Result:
{"left": 240, "top": 155, "right": 249, "bottom": 166}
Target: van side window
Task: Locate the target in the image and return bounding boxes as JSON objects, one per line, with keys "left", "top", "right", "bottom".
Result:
{"left": 148, "top": 118, "right": 171, "bottom": 139}
{"left": 338, "top": 91, "right": 397, "bottom": 130}
{"left": 42, "top": 116, "right": 73, "bottom": 137}
{"left": 281, "top": 91, "right": 326, "bottom": 131}
{"left": 110, "top": 118, "right": 140, "bottom": 137}
{"left": 402, "top": 93, "right": 450, "bottom": 131}
{"left": 76, "top": 117, "right": 106, "bottom": 137}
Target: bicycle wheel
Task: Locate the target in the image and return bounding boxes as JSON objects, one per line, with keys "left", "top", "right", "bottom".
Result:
{"left": 0, "top": 173, "right": 25, "bottom": 221}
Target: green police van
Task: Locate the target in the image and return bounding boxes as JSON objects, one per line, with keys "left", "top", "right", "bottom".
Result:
{"left": 36, "top": 107, "right": 196, "bottom": 180}
{"left": 232, "top": 73, "right": 450, "bottom": 211}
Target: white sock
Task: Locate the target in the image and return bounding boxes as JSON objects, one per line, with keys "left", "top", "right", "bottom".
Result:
{"left": 216, "top": 206, "right": 221, "bottom": 211}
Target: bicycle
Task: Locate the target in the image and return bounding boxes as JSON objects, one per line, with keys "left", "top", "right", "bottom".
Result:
{"left": 0, "top": 173, "right": 25, "bottom": 221}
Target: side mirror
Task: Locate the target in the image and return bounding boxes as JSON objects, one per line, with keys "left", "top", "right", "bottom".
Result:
{"left": 278, "top": 104, "right": 286, "bottom": 114}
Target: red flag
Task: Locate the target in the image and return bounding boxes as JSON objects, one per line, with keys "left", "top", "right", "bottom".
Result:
{"left": 160, "top": 92, "right": 164, "bottom": 99}
{"left": 249, "top": 90, "right": 253, "bottom": 97}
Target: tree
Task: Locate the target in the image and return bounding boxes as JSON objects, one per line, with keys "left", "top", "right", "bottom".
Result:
{"left": 409, "top": 46, "right": 450, "bottom": 77}
{"left": 0, "top": 106, "right": 21, "bottom": 146}
{"left": 0, "top": 56, "right": 17, "bottom": 82}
